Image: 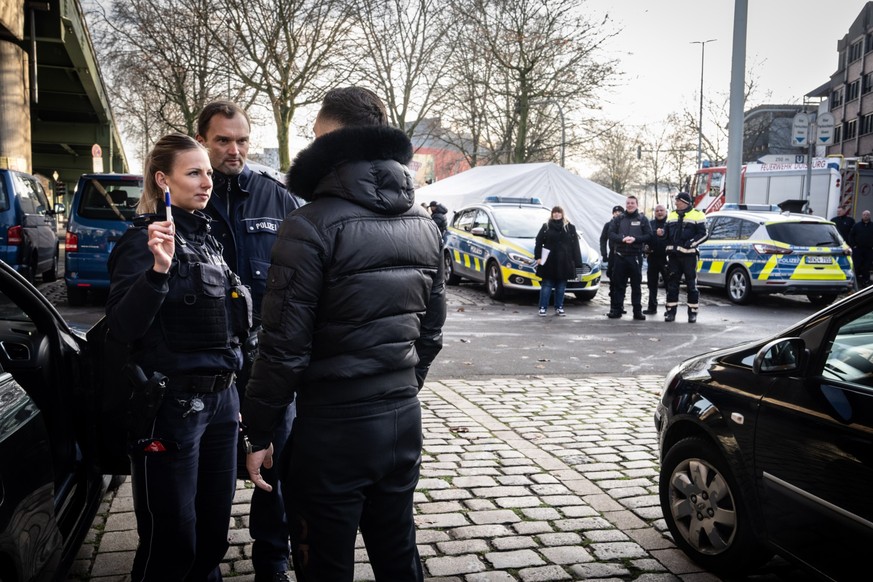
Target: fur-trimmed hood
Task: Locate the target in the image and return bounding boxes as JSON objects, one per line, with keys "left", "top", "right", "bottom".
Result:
{"left": 286, "top": 125, "right": 415, "bottom": 213}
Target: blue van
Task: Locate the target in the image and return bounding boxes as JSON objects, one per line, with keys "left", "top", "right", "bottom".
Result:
{"left": 64, "top": 174, "right": 143, "bottom": 306}
{"left": 0, "top": 169, "right": 62, "bottom": 283}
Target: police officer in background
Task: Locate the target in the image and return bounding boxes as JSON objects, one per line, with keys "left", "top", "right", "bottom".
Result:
{"left": 850, "top": 209, "right": 873, "bottom": 288}
{"left": 196, "top": 101, "right": 299, "bottom": 582}
{"left": 607, "top": 196, "right": 652, "bottom": 320}
{"left": 643, "top": 204, "right": 669, "bottom": 315}
{"left": 665, "top": 192, "right": 708, "bottom": 323}
{"left": 830, "top": 205, "right": 855, "bottom": 242}
{"left": 600, "top": 205, "right": 624, "bottom": 281}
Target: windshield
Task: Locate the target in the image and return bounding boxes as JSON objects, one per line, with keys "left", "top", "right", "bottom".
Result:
{"left": 78, "top": 177, "right": 144, "bottom": 221}
{"left": 765, "top": 222, "right": 843, "bottom": 247}
{"left": 491, "top": 206, "right": 550, "bottom": 238}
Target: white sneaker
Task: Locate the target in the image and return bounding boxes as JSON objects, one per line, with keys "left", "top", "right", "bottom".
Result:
{"left": 555, "top": 307, "right": 565, "bottom": 316}
{"left": 538, "top": 308, "right": 547, "bottom": 316}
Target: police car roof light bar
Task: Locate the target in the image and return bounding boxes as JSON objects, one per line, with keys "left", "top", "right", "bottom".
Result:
{"left": 483, "top": 196, "right": 542, "bottom": 205}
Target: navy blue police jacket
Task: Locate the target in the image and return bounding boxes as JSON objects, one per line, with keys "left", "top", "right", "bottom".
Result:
{"left": 205, "top": 165, "right": 299, "bottom": 320}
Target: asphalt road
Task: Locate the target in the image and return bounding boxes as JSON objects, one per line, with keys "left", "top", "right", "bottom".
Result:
{"left": 42, "top": 276, "right": 827, "bottom": 381}
{"left": 431, "top": 280, "right": 824, "bottom": 379}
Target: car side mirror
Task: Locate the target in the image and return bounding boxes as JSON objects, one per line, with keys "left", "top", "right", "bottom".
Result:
{"left": 470, "top": 226, "right": 487, "bottom": 237}
{"left": 753, "top": 337, "right": 806, "bottom": 374}
{"left": 54, "top": 202, "right": 66, "bottom": 215}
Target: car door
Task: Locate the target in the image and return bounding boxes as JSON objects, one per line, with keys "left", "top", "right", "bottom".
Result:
{"left": 697, "top": 216, "right": 736, "bottom": 286}
{"left": 450, "top": 208, "right": 488, "bottom": 283}
{"left": 13, "top": 173, "right": 56, "bottom": 271}
{"left": 754, "top": 304, "right": 873, "bottom": 579}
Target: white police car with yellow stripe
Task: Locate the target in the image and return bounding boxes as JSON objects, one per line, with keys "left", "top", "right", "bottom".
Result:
{"left": 696, "top": 208, "right": 854, "bottom": 305}
{"left": 443, "top": 197, "right": 601, "bottom": 299}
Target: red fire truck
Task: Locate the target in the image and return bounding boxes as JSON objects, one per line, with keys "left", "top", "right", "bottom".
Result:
{"left": 690, "top": 157, "right": 873, "bottom": 219}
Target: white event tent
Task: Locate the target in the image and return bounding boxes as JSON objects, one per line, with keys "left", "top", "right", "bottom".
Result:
{"left": 415, "top": 162, "right": 626, "bottom": 248}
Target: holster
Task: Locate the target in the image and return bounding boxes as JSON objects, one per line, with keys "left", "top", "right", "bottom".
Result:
{"left": 123, "top": 363, "right": 168, "bottom": 442}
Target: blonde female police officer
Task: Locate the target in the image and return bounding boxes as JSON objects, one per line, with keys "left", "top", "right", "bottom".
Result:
{"left": 106, "top": 133, "right": 251, "bottom": 581}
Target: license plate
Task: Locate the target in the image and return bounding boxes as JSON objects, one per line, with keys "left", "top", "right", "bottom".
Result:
{"left": 806, "top": 256, "right": 832, "bottom": 264}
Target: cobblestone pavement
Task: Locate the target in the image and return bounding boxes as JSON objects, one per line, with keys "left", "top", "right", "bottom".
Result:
{"left": 67, "top": 376, "right": 718, "bottom": 582}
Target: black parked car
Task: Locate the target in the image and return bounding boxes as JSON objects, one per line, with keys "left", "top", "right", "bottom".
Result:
{"left": 0, "top": 260, "right": 117, "bottom": 581}
{"left": 655, "top": 286, "right": 873, "bottom": 580}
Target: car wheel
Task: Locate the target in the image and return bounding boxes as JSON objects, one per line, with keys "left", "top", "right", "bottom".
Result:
{"left": 67, "top": 285, "right": 87, "bottom": 307}
{"left": 726, "top": 267, "right": 752, "bottom": 305}
{"left": 486, "top": 261, "right": 504, "bottom": 299}
{"left": 573, "top": 290, "right": 596, "bottom": 301}
{"left": 444, "top": 250, "right": 460, "bottom": 285}
{"left": 660, "top": 436, "right": 772, "bottom": 574}
{"left": 807, "top": 292, "right": 838, "bottom": 306}
{"left": 42, "top": 252, "right": 58, "bottom": 282}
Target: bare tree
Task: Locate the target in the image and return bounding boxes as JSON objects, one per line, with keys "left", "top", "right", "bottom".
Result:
{"left": 208, "top": 0, "right": 356, "bottom": 170}
{"left": 90, "top": 0, "right": 242, "bottom": 142}
{"left": 441, "top": 0, "right": 618, "bottom": 165}
{"left": 589, "top": 126, "right": 638, "bottom": 194}
{"left": 350, "top": 0, "right": 455, "bottom": 138}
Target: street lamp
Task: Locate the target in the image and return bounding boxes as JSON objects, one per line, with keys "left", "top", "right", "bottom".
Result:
{"left": 691, "top": 39, "right": 716, "bottom": 169}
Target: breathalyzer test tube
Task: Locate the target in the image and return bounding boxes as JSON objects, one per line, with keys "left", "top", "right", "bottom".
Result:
{"left": 164, "top": 188, "right": 173, "bottom": 223}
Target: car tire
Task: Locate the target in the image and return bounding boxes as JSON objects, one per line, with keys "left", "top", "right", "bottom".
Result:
{"left": 659, "top": 436, "right": 772, "bottom": 575}
{"left": 807, "top": 292, "right": 838, "bottom": 306}
{"left": 444, "top": 250, "right": 461, "bottom": 285}
{"left": 67, "top": 285, "right": 87, "bottom": 307}
{"left": 42, "top": 252, "right": 58, "bottom": 283}
{"left": 726, "top": 266, "right": 752, "bottom": 305}
{"left": 573, "top": 290, "right": 596, "bottom": 301}
{"left": 486, "top": 260, "right": 505, "bottom": 299}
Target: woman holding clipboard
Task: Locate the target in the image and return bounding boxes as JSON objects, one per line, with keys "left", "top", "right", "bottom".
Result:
{"left": 535, "top": 206, "right": 583, "bottom": 317}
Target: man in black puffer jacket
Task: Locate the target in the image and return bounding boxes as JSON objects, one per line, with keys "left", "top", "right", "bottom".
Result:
{"left": 241, "top": 87, "right": 446, "bottom": 581}
{"left": 607, "top": 195, "right": 652, "bottom": 320}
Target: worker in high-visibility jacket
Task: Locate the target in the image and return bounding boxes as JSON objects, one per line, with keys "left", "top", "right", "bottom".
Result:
{"left": 664, "top": 192, "right": 708, "bottom": 323}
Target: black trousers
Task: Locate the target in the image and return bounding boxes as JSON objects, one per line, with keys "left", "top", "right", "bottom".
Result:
{"left": 666, "top": 253, "right": 699, "bottom": 309}
{"left": 284, "top": 397, "right": 424, "bottom": 582}
{"left": 611, "top": 253, "right": 643, "bottom": 313}
{"left": 854, "top": 246, "right": 873, "bottom": 286}
{"left": 130, "top": 385, "right": 239, "bottom": 582}
{"left": 646, "top": 254, "right": 669, "bottom": 305}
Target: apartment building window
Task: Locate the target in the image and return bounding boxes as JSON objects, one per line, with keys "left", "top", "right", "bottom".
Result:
{"left": 863, "top": 114, "right": 873, "bottom": 136}
{"left": 864, "top": 73, "right": 873, "bottom": 95}
{"left": 832, "top": 87, "right": 844, "bottom": 108}
{"left": 834, "top": 125, "right": 842, "bottom": 143}
{"left": 848, "top": 80, "right": 861, "bottom": 102}
{"left": 850, "top": 40, "right": 863, "bottom": 62}
{"left": 868, "top": 32, "right": 873, "bottom": 53}
{"left": 845, "top": 119, "right": 858, "bottom": 140}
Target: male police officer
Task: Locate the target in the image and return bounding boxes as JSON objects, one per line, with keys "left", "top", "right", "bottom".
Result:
{"left": 607, "top": 196, "right": 652, "bottom": 320}
{"left": 665, "top": 192, "right": 707, "bottom": 323}
{"left": 196, "top": 101, "right": 299, "bottom": 582}
{"left": 643, "top": 204, "right": 669, "bottom": 314}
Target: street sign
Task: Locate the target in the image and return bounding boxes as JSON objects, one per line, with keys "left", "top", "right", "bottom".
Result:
{"left": 91, "top": 143, "right": 102, "bottom": 158}
{"left": 817, "top": 112, "right": 835, "bottom": 145}
{"left": 791, "top": 112, "right": 810, "bottom": 147}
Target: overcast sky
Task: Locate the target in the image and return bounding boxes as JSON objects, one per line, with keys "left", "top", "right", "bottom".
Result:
{"left": 584, "top": 0, "right": 868, "bottom": 128}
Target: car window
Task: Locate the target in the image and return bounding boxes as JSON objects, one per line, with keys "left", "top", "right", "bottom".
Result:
{"left": 739, "top": 219, "right": 758, "bottom": 239}
{"left": 13, "top": 174, "right": 46, "bottom": 215}
{"left": 490, "top": 206, "right": 549, "bottom": 238}
{"left": 474, "top": 210, "right": 491, "bottom": 232}
{"left": 822, "top": 310, "right": 873, "bottom": 387}
{"left": 455, "top": 209, "right": 476, "bottom": 232}
{"left": 0, "top": 289, "right": 32, "bottom": 322}
{"left": 78, "top": 177, "right": 143, "bottom": 221}
{"left": 766, "top": 222, "right": 842, "bottom": 247}
{"left": 708, "top": 217, "right": 744, "bottom": 240}
{"left": 0, "top": 176, "right": 8, "bottom": 212}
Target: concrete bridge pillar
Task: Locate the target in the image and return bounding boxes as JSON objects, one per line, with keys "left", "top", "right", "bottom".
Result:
{"left": 0, "top": 23, "right": 31, "bottom": 173}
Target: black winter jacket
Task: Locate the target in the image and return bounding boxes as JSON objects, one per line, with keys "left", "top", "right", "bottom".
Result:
{"left": 205, "top": 166, "right": 299, "bottom": 319}
{"left": 106, "top": 208, "right": 243, "bottom": 376}
{"left": 242, "top": 126, "right": 446, "bottom": 446}
{"left": 535, "top": 219, "right": 583, "bottom": 281}
{"left": 431, "top": 203, "right": 448, "bottom": 234}
{"left": 850, "top": 219, "right": 873, "bottom": 249}
{"left": 608, "top": 210, "right": 652, "bottom": 256}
